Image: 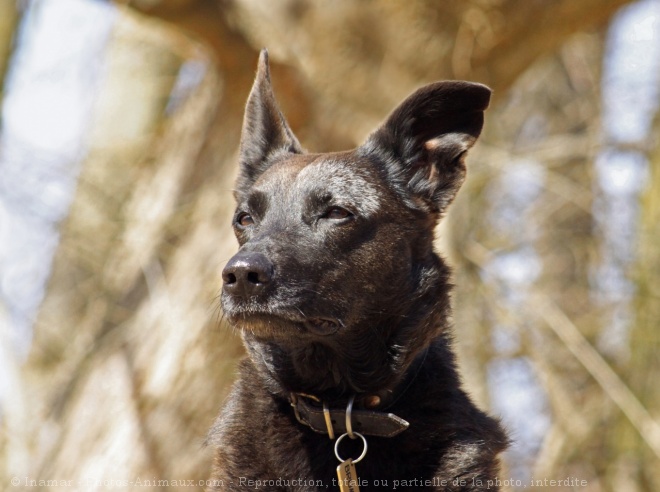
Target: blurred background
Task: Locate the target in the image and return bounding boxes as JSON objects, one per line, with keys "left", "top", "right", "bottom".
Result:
{"left": 0, "top": 0, "right": 659, "bottom": 490}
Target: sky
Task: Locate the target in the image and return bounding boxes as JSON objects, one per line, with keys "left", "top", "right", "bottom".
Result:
{"left": 0, "top": 0, "right": 116, "bottom": 353}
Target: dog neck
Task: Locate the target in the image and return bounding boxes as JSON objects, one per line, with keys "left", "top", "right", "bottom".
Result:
{"left": 286, "top": 348, "right": 428, "bottom": 439}
{"left": 240, "top": 255, "right": 452, "bottom": 403}
{"left": 242, "top": 300, "right": 448, "bottom": 405}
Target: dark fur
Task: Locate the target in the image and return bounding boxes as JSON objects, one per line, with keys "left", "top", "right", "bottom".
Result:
{"left": 209, "top": 50, "right": 507, "bottom": 491}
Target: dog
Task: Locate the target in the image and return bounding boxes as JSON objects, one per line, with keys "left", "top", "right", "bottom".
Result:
{"left": 209, "top": 49, "right": 507, "bottom": 491}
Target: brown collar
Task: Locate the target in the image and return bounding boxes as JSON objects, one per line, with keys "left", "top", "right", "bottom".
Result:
{"left": 290, "top": 392, "right": 409, "bottom": 438}
{"left": 288, "top": 348, "right": 429, "bottom": 439}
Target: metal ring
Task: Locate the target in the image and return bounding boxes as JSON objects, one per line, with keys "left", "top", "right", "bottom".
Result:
{"left": 334, "top": 432, "right": 368, "bottom": 464}
{"left": 345, "top": 395, "right": 356, "bottom": 439}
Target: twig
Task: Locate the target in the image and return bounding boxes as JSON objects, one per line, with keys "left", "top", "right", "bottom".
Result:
{"left": 463, "top": 240, "right": 660, "bottom": 459}
{"left": 531, "top": 293, "right": 660, "bottom": 459}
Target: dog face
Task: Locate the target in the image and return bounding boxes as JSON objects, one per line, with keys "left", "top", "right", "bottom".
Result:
{"left": 222, "top": 50, "right": 490, "bottom": 351}
{"left": 223, "top": 150, "right": 422, "bottom": 340}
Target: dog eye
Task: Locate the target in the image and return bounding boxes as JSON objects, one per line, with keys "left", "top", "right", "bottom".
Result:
{"left": 236, "top": 212, "right": 254, "bottom": 227}
{"left": 322, "top": 207, "right": 353, "bottom": 220}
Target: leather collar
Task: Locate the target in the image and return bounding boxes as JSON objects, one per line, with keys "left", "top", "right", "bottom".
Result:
{"left": 288, "top": 348, "right": 429, "bottom": 439}
{"left": 290, "top": 392, "right": 409, "bottom": 438}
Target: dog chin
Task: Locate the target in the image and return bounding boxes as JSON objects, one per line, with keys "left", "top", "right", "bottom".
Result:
{"left": 225, "top": 310, "right": 341, "bottom": 338}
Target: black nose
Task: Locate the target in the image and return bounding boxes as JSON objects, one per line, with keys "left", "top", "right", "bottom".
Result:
{"left": 222, "top": 252, "right": 274, "bottom": 298}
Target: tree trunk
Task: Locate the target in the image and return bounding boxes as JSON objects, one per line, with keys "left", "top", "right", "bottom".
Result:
{"left": 0, "top": 0, "right": 19, "bottom": 101}
{"left": 0, "top": 0, "right": 27, "bottom": 481}
{"left": 23, "top": 11, "right": 229, "bottom": 483}
{"left": 606, "top": 114, "right": 660, "bottom": 491}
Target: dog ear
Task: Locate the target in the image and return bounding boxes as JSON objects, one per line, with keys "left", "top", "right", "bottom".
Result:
{"left": 236, "top": 49, "right": 302, "bottom": 196}
{"left": 360, "top": 81, "right": 491, "bottom": 214}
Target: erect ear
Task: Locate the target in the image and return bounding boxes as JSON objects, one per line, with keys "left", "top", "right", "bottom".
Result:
{"left": 235, "top": 49, "right": 302, "bottom": 196}
{"left": 359, "top": 81, "right": 491, "bottom": 214}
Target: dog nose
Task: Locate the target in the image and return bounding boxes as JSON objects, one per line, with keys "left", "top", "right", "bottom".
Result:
{"left": 222, "top": 252, "right": 274, "bottom": 297}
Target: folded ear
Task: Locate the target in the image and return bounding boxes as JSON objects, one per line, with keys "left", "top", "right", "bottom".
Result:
{"left": 236, "top": 49, "right": 302, "bottom": 196}
{"left": 360, "top": 81, "right": 491, "bottom": 214}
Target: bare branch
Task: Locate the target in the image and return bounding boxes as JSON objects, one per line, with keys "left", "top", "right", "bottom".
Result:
{"left": 532, "top": 294, "right": 660, "bottom": 459}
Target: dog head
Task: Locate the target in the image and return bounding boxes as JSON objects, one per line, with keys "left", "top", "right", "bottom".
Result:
{"left": 221, "top": 50, "right": 489, "bottom": 389}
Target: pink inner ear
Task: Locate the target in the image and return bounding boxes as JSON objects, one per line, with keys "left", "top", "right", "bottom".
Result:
{"left": 423, "top": 139, "right": 442, "bottom": 182}
{"left": 424, "top": 138, "right": 443, "bottom": 151}
{"left": 427, "top": 159, "right": 439, "bottom": 182}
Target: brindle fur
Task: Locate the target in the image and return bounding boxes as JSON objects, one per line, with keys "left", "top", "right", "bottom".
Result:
{"left": 208, "top": 50, "right": 507, "bottom": 491}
